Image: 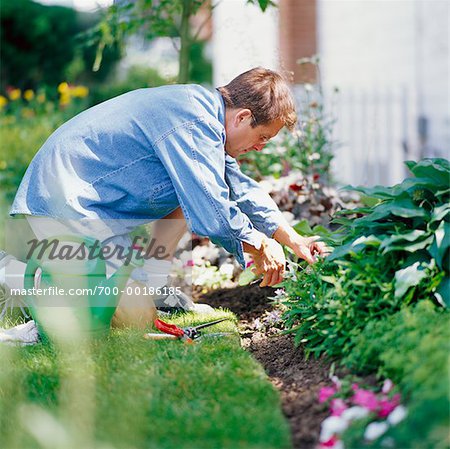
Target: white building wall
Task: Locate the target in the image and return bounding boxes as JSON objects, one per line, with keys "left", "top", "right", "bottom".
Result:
{"left": 415, "top": 0, "right": 450, "bottom": 156}
{"left": 212, "top": 0, "right": 279, "bottom": 86}
{"left": 317, "top": 0, "right": 449, "bottom": 186}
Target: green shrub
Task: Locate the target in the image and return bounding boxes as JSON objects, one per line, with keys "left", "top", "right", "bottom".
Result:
{"left": 0, "top": 0, "right": 119, "bottom": 90}
{"left": 342, "top": 301, "right": 450, "bottom": 449}
{"left": 282, "top": 158, "right": 449, "bottom": 357}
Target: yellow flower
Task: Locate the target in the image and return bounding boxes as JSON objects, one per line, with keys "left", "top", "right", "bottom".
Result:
{"left": 8, "top": 89, "right": 21, "bottom": 101}
{"left": 24, "top": 89, "right": 35, "bottom": 101}
{"left": 58, "top": 82, "right": 69, "bottom": 94}
{"left": 59, "top": 93, "right": 71, "bottom": 106}
{"left": 71, "top": 85, "right": 89, "bottom": 98}
{"left": 37, "top": 93, "right": 46, "bottom": 104}
{"left": 0, "top": 95, "right": 8, "bottom": 109}
{"left": 0, "top": 161, "right": 7, "bottom": 170}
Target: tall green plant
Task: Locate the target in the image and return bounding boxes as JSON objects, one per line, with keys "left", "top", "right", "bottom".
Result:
{"left": 90, "top": 0, "right": 274, "bottom": 84}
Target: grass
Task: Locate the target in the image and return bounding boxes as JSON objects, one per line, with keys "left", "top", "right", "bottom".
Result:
{"left": 0, "top": 309, "right": 292, "bottom": 449}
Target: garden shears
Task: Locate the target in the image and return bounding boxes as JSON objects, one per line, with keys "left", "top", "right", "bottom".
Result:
{"left": 144, "top": 317, "right": 233, "bottom": 343}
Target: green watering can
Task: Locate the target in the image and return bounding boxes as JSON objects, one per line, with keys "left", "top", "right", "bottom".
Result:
{"left": 24, "top": 235, "right": 143, "bottom": 341}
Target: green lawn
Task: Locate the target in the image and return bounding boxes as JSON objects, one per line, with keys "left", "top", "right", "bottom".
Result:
{"left": 0, "top": 310, "right": 292, "bottom": 449}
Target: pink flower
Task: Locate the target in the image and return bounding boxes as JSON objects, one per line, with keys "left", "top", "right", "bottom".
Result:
{"left": 330, "top": 398, "right": 348, "bottom": 416}
{"left": 319, "top": 435, "right": 340, "bottom": 448}
{"left": 352, "top": 388, "right": 379, "bottom": 412}
{"left": 184, "top": 259, "right": 195, "bottom": 267}
{"left": 351, "top": 383, "right": 359, "bottom": 391}
{"left": 378, "top": 394, "right": 401, "bottom": 418}
{"left": 319, "top": 386, "right": 337, "bottom": 403}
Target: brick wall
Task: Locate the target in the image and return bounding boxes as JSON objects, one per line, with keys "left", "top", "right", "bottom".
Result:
{"left": 279, "top": 0, "right": 317, "bottom": 84}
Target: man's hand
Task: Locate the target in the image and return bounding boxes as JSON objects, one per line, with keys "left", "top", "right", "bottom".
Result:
{"left": 290, "top": 235, "right": 331, "bottom": 264}
{"left": 273, "top": 223, "right": 331, "bottom": 264}
{"left": 243, "top": 238, "right": 285, "bottom": 287}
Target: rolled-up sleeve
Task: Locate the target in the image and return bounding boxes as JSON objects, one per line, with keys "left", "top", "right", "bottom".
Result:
{"left": 153, "top": 119, "right": 266, "bottom": 267}
{"left": 224, "top": 155, "right": 287, "bottom": 238}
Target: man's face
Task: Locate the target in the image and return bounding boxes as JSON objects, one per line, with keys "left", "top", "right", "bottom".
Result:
{"left": 224, "top": 109, "right": 284, "bottom": 159}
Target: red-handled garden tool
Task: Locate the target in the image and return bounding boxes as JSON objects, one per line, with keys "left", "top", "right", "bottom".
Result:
{"left": 144, "top": 317, "right": 232, "bottom": 343}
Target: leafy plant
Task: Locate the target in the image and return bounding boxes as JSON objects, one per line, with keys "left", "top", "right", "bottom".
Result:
{"left": 281, "top": 158, "right": 449, "bottom": 358}
{"left": 89, "top": 0, "right": 273, "bottom": 83}
{"left": 239, "top": 58, "right": 336, "bottom": 183}
{"left": 341, "top": 301, "right": 450, "bottom": 449}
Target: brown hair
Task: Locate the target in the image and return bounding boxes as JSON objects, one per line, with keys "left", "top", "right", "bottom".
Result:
{"left": 218, "top": 67, "right": 297, "bottom": 131}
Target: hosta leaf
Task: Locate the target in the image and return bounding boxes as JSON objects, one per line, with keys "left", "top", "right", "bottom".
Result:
{"left": 328, "top": 235, "right": 381, "bottom": 261}
{"left": 380, "top": 230, "right": 431, "bottom": 253}
{"left": 429, "top": 204, "right": 450, "bottom": 227}
{"left": 435, "top": 275, "right": 450, "bottom": 307}
{"left": 429, "top": 221, "right": 450, "bottom": 270}
{"left": 346, "top": 177, "right": 440, "bottom": 201}
{"left": 381, "top": 229, "right": 428, "bottom": 245}
{"left": 394, "top": 262, "right": 428, "bottom": 299}
{"left": 405, "top": 158, "right": 450, "bottom": 186}
{"left": 383, "top": 235, "right": 434, "bottom": 254}
{"left": 344, "top": 184, "right": 396, "bottom": 200}
{"left": 353, "top": 198, "right": 428, "bottom": 227}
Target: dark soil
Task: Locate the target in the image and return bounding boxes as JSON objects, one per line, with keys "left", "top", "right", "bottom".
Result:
{"left": 201, "top": 284, "right": 332, "bottom": 449}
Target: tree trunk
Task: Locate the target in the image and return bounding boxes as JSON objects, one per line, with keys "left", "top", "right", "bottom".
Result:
{"left": 178, "top": 0, "right": 192, "bottom": 83}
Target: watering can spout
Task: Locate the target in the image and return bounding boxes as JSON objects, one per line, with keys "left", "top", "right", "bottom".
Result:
{"left": 25, "top": 236, "right": 145, "bottom": 340}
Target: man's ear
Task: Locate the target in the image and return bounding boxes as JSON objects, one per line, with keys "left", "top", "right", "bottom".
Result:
{"left": 234, "top": 109, "right": 253, "bottom": 126}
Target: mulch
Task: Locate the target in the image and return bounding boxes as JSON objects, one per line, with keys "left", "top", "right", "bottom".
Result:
{"left": 201, "top": 284, "right": 332, "bottom": 449}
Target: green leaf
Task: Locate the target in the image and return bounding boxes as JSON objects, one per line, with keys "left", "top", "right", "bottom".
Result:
{"left": 293, "top": 219, "right": 314, "bottom": 236}
{"left": 380, "top": 230, "right": 432, "bottom": 253}
{"left": 382, "top": 235, "right": 434, "bottom": 254}
{"left": 327, "top": 235, "right": 381, "bottom": 261}
{"left": 238, "top": 267, "right": 257, "bottom": 286}
{"left": 435, "top": 275, "right": 450, "bottom": 307}
{"left": 429, "top": 221, "right": 450, "bottom": 270}
{"left": 429, "top": 204, "right": 450, "bottom": 227}
{"left": 354, "top": 198, "right": 428, "bottom": 226}
{"left": 394, "top": 262, "right": 429, "bottom": 299}
{"left": 405, "top": 158, "right": 450, "bottom": 186}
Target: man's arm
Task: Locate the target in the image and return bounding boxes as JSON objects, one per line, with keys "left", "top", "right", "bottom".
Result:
{"left": 225, "top": 155, "right": 286, "bottom": 238}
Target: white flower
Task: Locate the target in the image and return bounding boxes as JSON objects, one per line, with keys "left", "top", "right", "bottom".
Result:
{"left": 341, "top": 406, "right": 370, "bottom": 422}
{"left": 364, "top": 421, "right": 389, "bottom": 441}
{"left": 253, "top": 318, "right": 263, "bottom": 330}
{"left": 382, "top": 379, "right": 394, "bottom": 394}
{"left": 308, "top": 152, "right": 321, "bottom": 161}
{"left": 319, "top": 416, "right": 349, "bottom": 442}
{"left": 219, "top": 263, "right": 234, "bottom": 277}
{"left": 192, "top": 244, "right": 219, "bottom": 264}
{"left": 273, "top": 288, "right": 286, "bottom": 299}
{"left": 387, "top": 405, "right": 407, "bottom": 425}
{"left": 330, "top": 375, "right": 342, "bottom": 389}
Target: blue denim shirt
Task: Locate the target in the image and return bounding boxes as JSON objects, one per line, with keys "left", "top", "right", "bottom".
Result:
{"left": 11, "top": 85, "right": 286, "bottom": 267}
